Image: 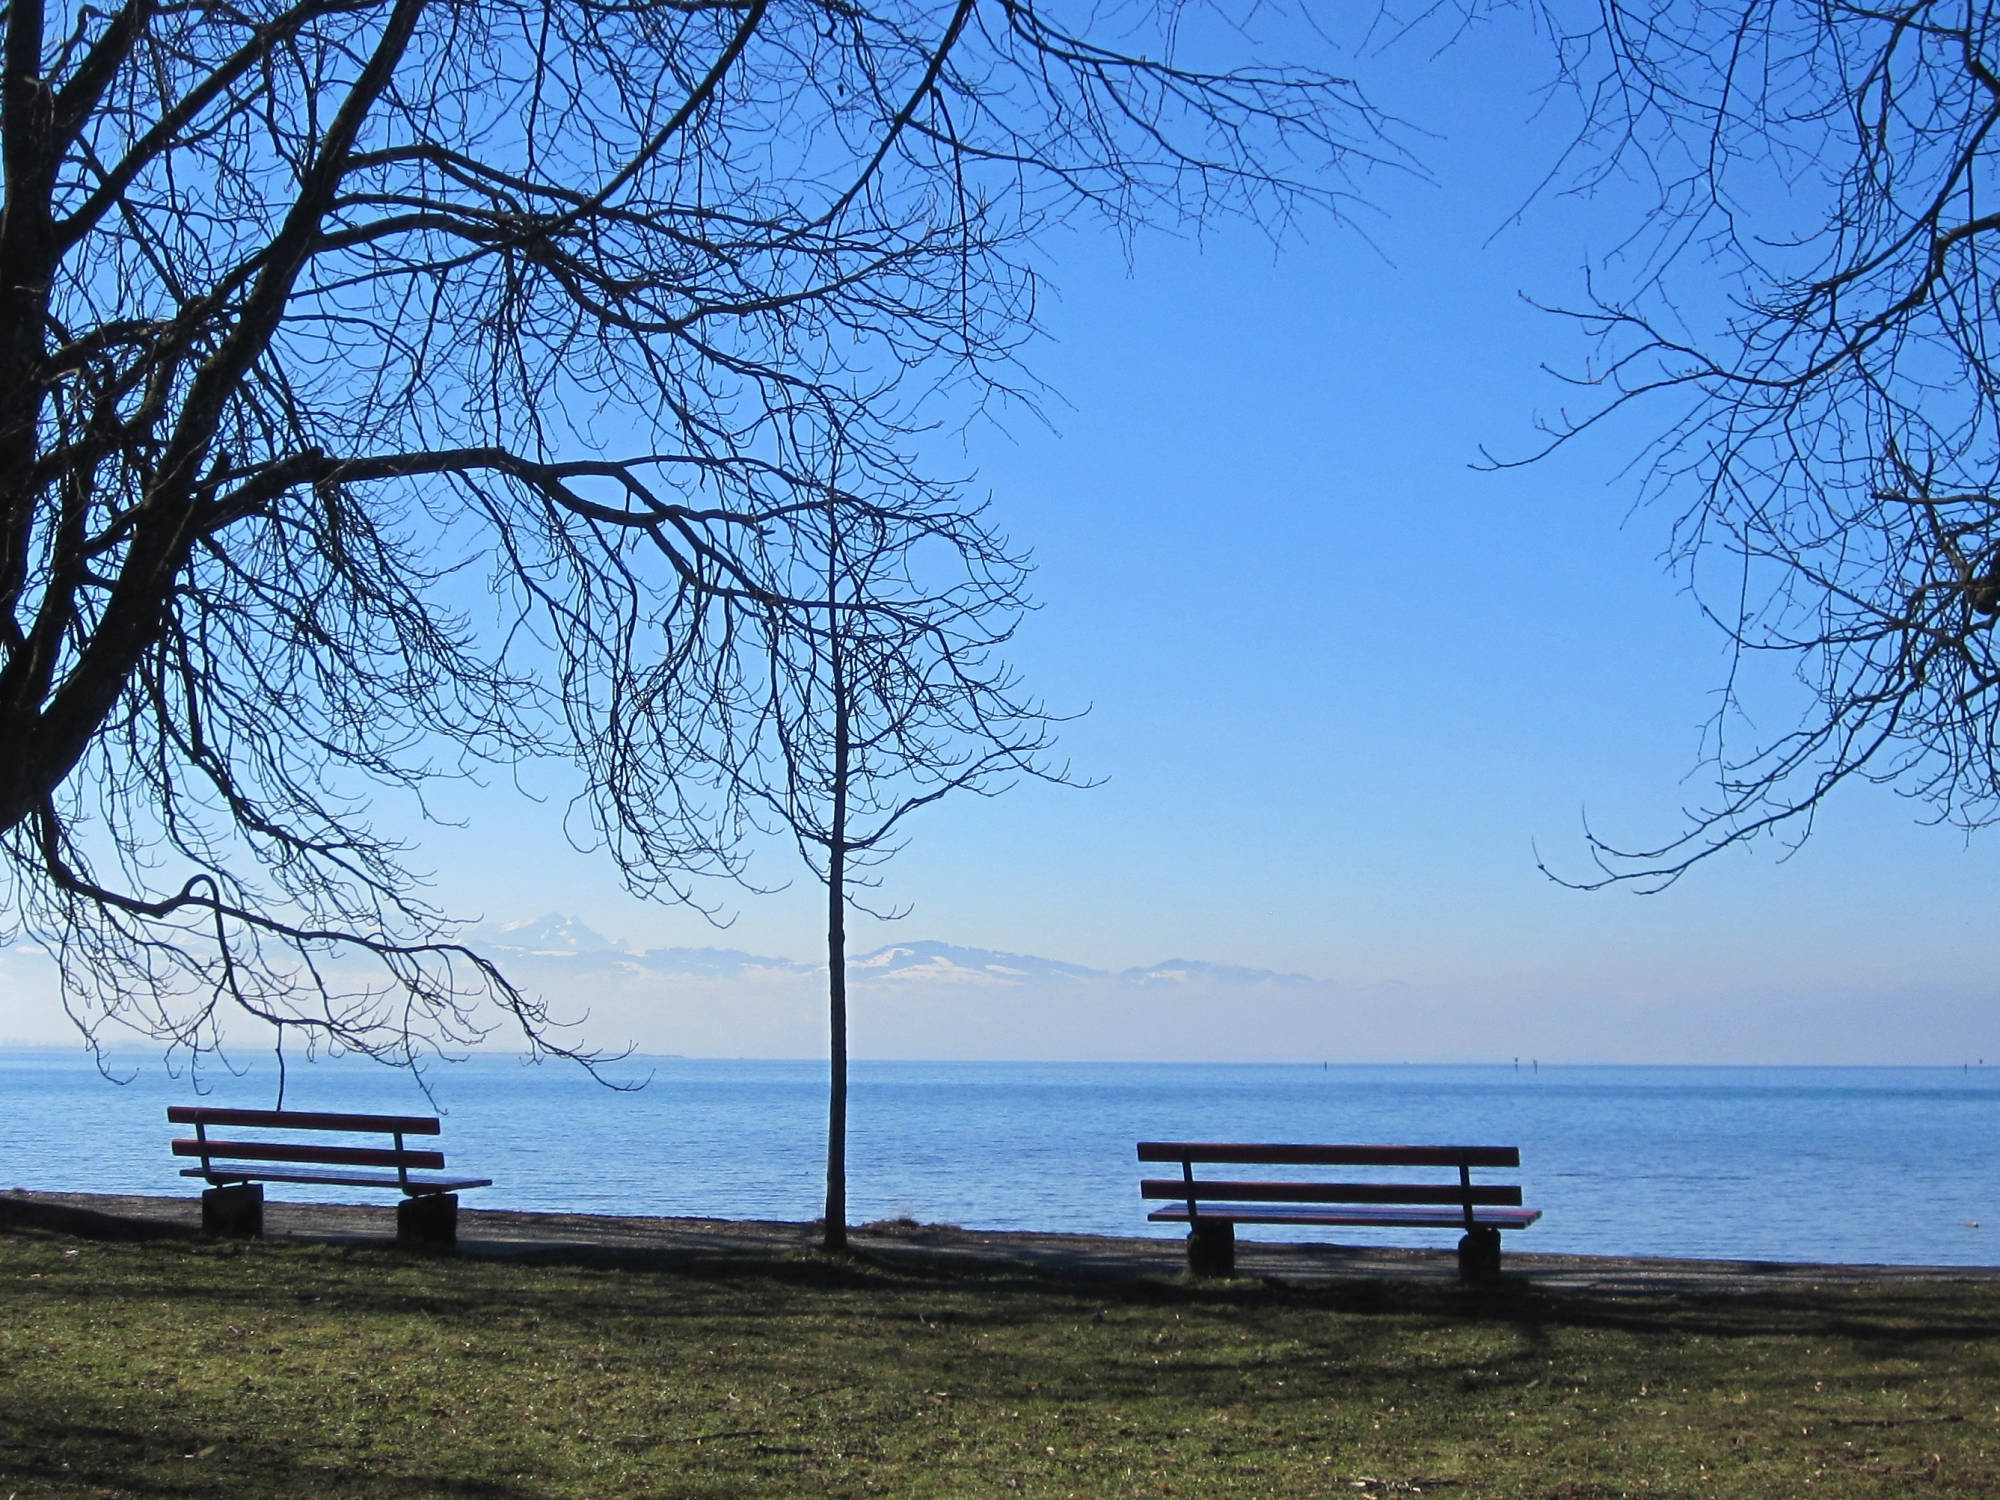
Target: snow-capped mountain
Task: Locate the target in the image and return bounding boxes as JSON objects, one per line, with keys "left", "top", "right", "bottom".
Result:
{"left": 491, "top": 912, "right": 626, "bottom": 956}
{"left": 850, "top": 940, "right": 1103, "bottom": 985}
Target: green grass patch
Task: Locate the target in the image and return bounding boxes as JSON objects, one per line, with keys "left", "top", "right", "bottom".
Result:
{"left": 3, "top": 1225, "right": 1999, "bottom": 1496}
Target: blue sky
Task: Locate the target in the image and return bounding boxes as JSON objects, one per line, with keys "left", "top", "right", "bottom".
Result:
{"left": 7, "top": 9, "right": 1996, "bottom": 1062}
{"left": 387, "top": 10, "right": 1999, "bottom": 1061}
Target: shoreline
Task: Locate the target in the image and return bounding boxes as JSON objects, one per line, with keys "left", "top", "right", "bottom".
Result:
{"left": 8, "top": 1188, "right": 1997, "bottom": 1293}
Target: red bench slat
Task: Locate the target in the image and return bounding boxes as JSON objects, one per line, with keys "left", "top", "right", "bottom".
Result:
{"left": 1140, "top": 1178, "right": 1524, "bottom": 1207}
{"left": 1147, "top": 1205, "right": 1543, "bottom": 1229}
{"left": 172, "top": 1139, "right": 446, "bottom": 1171}
{"left": 180, "top": 1167, "right": 491, "bottom": 1193}
{"left": 168, "top": 1106, "right": 441, "bottom": 1135}
{"left": 1136, "top": 1142, "right": 1520, "bottom": 1168}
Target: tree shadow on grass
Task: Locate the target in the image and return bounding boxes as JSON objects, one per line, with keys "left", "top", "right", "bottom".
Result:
{"left": 0, "top": 1402, "right": 545, "bottom": 1499}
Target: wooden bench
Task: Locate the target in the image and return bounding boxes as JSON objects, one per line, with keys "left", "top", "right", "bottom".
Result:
{"left": 1138, "top": 1141, "right": 1540, "bottom": 1282}
{"left": 169, "top": 1106, "right": 490, "bottom": 1248}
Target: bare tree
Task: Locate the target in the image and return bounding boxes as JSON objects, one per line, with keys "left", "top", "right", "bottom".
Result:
{"left": 1507, "top": 0, "right": 2000, "bottom": 886}
{"left": 710, "top": 469, "right": 1065, "bottom": 1252}
{"left": 0, "top": 0, "right": 1388, "bottom": 1074}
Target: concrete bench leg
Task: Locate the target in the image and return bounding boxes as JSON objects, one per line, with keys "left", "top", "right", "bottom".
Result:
{"left": 1187, "top": 1219, "right": 1235, "bottom": 1278}
{"left": 397, "top": 1192, "right": 458, "bottom": 1250}
{"left": 1458, "top": 1226, "right": 1502, "bottom": 1284}
{"left": 202, "top": 1183, "right": 263, "bottom": 1238}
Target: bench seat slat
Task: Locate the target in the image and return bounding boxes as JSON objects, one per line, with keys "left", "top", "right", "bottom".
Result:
{"left": 1140, "top": 1178, "right": 1523, "bottom": 1207}
{"left": 172, "top": 1139, "right": 446, "bottom": 1171}
{"left": 1137, "top": 1142, "right": 1520, "bottom": 1168}
{"left": 179, "top": 1167, "right": 491, "bottom": 1193}
{"left": 167, "top": 1106, "right": 442, "bottom": 1135}
{"left": 1148, "top": 1205, "right": 1542, "bottom": 1229}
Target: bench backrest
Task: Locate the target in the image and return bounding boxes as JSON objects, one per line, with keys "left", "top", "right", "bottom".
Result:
{"left": 168, "top": 1106, "right": 449, "bottom": 1184}
{"left": 1137, "top": 1141, "right": 1524, "bottom": 1228}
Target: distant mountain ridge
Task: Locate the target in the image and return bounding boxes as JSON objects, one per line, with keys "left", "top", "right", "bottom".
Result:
{"left": 850, "top": 940, "right": 1103, "bottom": 985}
{"left": 473, "top": 915, "right": 1323, "bottom": 987}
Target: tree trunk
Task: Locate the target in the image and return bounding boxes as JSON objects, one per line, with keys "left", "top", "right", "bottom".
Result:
{"left": 823, "top": 827, "right": 848, "bottom": 1249}
{"left": 822, "top": 579, "right": 851, "bottom": 1254}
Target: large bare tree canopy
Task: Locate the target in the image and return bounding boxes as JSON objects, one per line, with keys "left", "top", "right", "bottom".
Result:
{"left": 0, "top": 0, "right": 1379, "bottom": 1069}
{"left": 1531, "top": 0, "right": 2000, "bottom": 884}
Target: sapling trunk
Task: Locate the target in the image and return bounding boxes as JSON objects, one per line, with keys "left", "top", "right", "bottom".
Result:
{"left": 822, "top": 559, "right": 852, "bottom": 1254}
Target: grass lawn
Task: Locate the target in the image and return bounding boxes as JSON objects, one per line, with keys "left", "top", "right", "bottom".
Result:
{"left": 3, "top": 1222, "right": 1998, "bottom": 1497}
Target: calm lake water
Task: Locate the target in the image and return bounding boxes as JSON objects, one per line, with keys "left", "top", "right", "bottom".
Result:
{"left": 6, "top": 1051, "right": 1997, "bottom": 1266}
